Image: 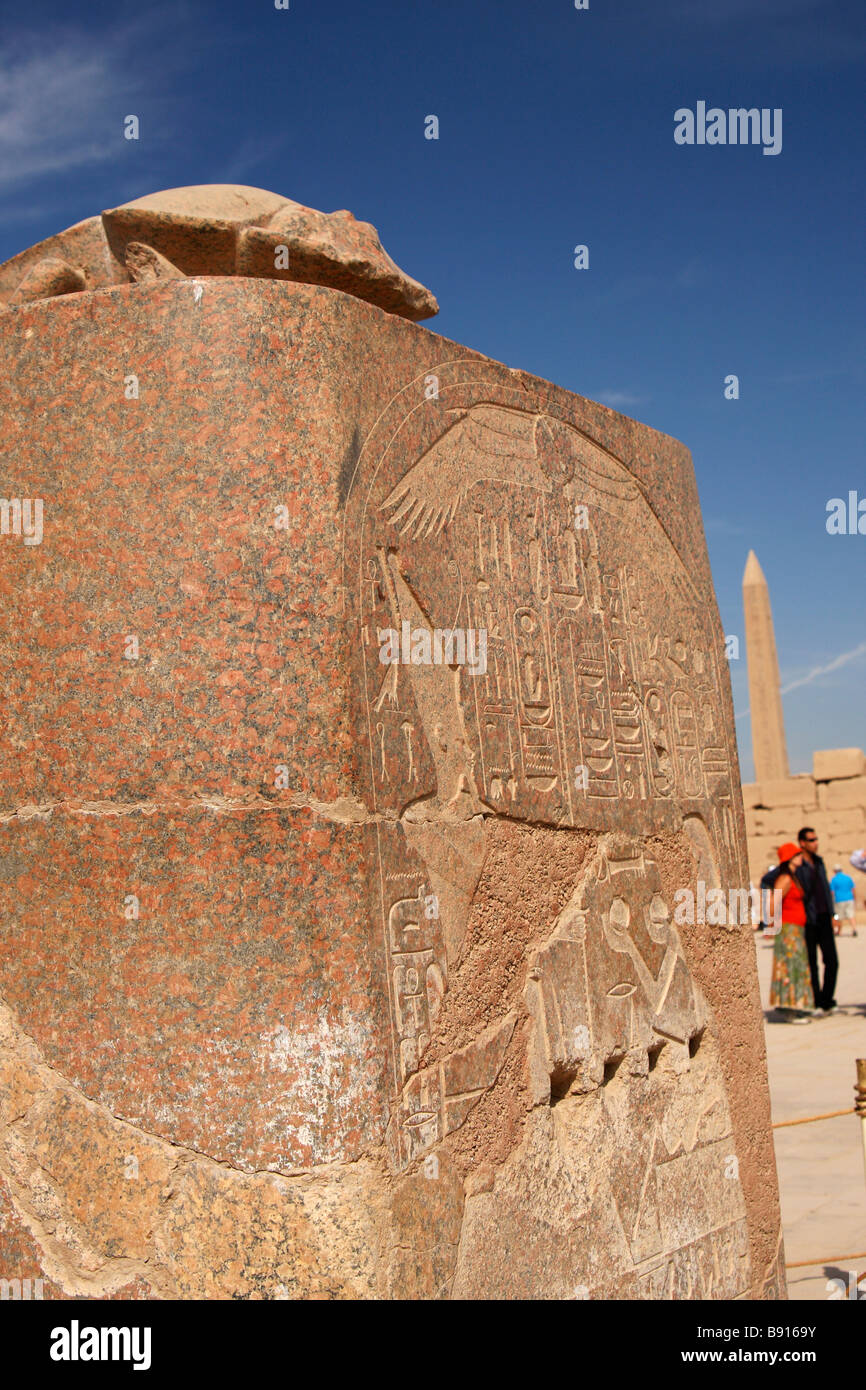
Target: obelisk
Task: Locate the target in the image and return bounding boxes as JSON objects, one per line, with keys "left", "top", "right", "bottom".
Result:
{"left": 743, "top": 550, "right": 789, "bottom": 783}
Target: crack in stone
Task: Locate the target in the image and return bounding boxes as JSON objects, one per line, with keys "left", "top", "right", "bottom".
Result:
{"left": 0, "top": 997, "right": 377, "bottom": 1183}
{"left": 0, "top": 993, "right": 396, "bottom": 1296}
{"left": 0, "top": 791, "right": 400, "bottom": 827}
{"left": 0, "top": 790, "right": 518, "bottom": 831}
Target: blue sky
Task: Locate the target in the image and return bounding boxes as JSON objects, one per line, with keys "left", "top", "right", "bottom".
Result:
{"left": 2, "top": 0, "right": 863, "bottom": 781}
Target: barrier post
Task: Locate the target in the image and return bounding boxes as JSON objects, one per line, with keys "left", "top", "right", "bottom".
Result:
{"left": 856, "top": 1059, "right": 866, "bottom": 1188}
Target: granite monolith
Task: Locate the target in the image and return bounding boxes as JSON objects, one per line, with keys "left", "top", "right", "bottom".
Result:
{"left": 0, "top": 187, "right": 784, "bottom": 1300}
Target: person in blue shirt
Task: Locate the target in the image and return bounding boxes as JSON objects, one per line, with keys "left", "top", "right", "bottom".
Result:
{"left": 830, "top": 864, "right": 857, "bottom": 937}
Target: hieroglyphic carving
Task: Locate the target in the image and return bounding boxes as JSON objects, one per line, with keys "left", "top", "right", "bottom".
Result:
{"left": 355, "top": 398, "right": 743, "bottom": 894}
{"left": 525, "top": 838, "right": 708, "bottom": 1098}
{"left": 387, "top": 883, "right": 446, "bottom": 1085}
{"left": 524, "top": 837, "right": 747, "bottom": 1288}
{"left": 364, "top": 399, "right": 741, "bottom": 839}
{"left": 347, "top": 379, "right": 747, "bottom": 1187}
{"left": 380, "top": 405, "right": 551, "bottom": 539}
{"left": 385, "top": 1012, "right": 516, "bottom": 1171}
{"left": 635, "top": 1222, "right": 751, "bottom": 1300}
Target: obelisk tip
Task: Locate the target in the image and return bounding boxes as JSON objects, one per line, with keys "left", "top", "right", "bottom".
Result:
{"left": 743, "top": 550, "right": 766, "bottom": 587}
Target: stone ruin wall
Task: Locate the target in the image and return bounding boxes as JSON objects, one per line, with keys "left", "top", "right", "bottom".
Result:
{"left": 744, "top": 748, "right": 866, "bottom": 884}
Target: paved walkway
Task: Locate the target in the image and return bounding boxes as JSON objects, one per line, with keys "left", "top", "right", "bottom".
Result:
{"left": 753, "top": 917, "right": 866, "bottom": 1300}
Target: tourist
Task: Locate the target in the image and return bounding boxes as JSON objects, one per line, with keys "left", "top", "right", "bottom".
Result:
{"left": 794, "top": 827, "right": 839, "bottom": 1014}
{"left": 755, "top": 863, "right": 778, "bottom": 933}
{"left": 830, "top": 863, "right": 857, "bottom": 938}
{"left": 768, "top": 843, "right": 812, "bottom": 1023}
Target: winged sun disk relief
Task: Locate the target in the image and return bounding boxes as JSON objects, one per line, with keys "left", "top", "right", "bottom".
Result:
{"left": 380, "top": 406, "right": 551, "bottom": 539}
{"left": 379, "top": 403, "right": 645, "bottom": 541}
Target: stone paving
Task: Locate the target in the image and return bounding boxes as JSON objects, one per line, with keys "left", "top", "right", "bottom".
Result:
{"left": 754, "top": 914, "right": 866, "bottom": 1301}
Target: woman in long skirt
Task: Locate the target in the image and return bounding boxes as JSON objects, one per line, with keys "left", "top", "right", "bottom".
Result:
{"left": 768, "top": 842, "right": 812, "bottom": 1021}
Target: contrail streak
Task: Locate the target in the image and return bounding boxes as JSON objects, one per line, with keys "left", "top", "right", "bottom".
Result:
{"left": 735, "top": 639, "right": 866, "bottom": 721}
{"left": 780, "top": 640, "right": 866, "bottom": 695}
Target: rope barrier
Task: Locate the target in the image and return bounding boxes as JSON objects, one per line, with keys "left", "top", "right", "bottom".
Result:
{"left": 786, "top": 1254, "right": 866, "bottom": 1270}
{"left": 773, "top": 1106, "right": 855, "bottom": 1129}
{"left": 780, "top": 1063, "right": 866, "bottom": 1279}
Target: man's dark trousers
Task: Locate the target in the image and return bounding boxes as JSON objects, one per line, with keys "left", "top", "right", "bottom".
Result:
{"left": 805, "top": 912, "right": 838, "bottom": 1009}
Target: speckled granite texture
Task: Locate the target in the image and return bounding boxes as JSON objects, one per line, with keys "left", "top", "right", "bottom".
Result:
{"left": 0, "top": 274, "right": 784, "bottom": 1299}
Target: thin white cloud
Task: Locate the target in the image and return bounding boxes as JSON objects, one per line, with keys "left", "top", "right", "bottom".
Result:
{"left": 735, "top": 639, "right": 866, "bottom": 720}
{"left": 215, "top": 131, "right": 294, "bottom": 188}
{"left": 780, "top": 641, "right": 866, "bottom": 696}
{"left": 0, "top": 36, "right": 127, "bottom": 188}
{"left": 589, "top": 274, "right": 656, "bottom": 309}
{"left": 597, "top": 389, "right": 648, "bottom": 408}
{"left": 0, "top": 16, "right": 189, "bottom": 192}
{"left": 774, "top": 365, "right": 862, "bottom": 385}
